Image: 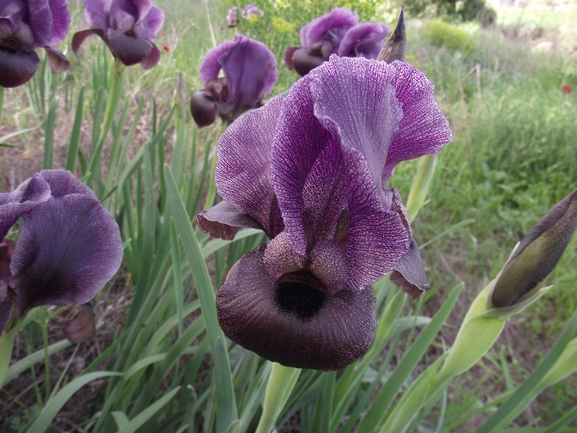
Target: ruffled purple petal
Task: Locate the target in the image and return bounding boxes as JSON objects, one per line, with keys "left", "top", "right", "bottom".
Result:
{"left": 71, "top": 28, "right": 106, "bottom": 53}
{"left": 132, "top": 5, "right": 163, "bottom": 40}
{"left": 107, "top": 28, "right": 153, "bottom": 66}
{"left": 215, "top": 96, "right": 284, "bottom": 238}
{"left": 311, "top": 56, "right": 403, "bottom": 192}
{"left": 301, "top": 7, "right": 358, "bottom": 51}
{"left": 0, "top": 46, "right": 40, "bottom": 88}
{"left": 383, "top": 61, "right": 453, "bottom": 182}
{"left": 39, "top": 169, "right": 96, "bottom": 198}
{"left": 217, "top": 245, "right": 376, "bottom": 371}
{"left": 10, "top": 194, "right": 123, "bottom": 310}
{"left": 82, "top": 0, "right": 110, "bottom": 31}
{"left": 338, "top": 22, "right": 389, "bottom": 59}
{"left": 109, "top": 0, "right": 137, "bottom": 33}
{"left": 0, "top": 173, "right": 50, "bottom": 239}
{"left": 46, "top": 0, "right": 71, "bottom": 46}
{"left": 199, "top": 38, "right": 237, "bottom": 84}
{"left": 196, "top": 201, "right": 264, "bottom": 241}
{"left": 219, "top": 35, "right": 278, "bottom": 112}
{"left": 26, "top": 0, "right": 52, "bottom": 47}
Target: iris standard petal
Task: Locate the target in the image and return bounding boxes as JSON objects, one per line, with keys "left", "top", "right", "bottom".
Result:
{"left": 26, "top": 0, "right": 52, "bottom": 47}
{"left": 220, "top": 35, "right": 277, "bottom": 113}
{"left": 46, "top": 0, "right": 71, "bottom": 46}
{"left": 196, "top": 201, "right": 264, "bottom": 240}
{"left": 383, "top": 61, "right": 453, "bottom": 182}
{"left": 338, "top": 22, "right": 390, "bottom": 59}
{"left": 216, "top": 245, "right": 376, "bottom": 371}
{"left": 215, "top": 96, "right": 284, "bottom": 238}
{"left": 9, "top": 194, "right": 123, "bottom": 310}
{"left": 0, "top": 46, "right": 40, "bottom": 88}
{"left": 40, "top": 169, "right": 96, "bottom": 198}
{"left": 108, "top": 0, "right": 137, "bottom": 33}
{"left": 301, "top": 7, "right": 358, "bottom": 50}
{"left": 107, "top": 28, "right": 153, "bottom": 66}
{"left": 82, "top": 0, "right": 110, "bottom": 32}
{"left": 132, "top": 5, "right": 163, "bottom": 40}
{"left": 311, "top": 56, "right": 403, "bottom": 192}
{"left": 199, "top": 38, "right": 237, "bottom": 84}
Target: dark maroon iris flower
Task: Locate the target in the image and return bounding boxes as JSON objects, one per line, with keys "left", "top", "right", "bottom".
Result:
{"left": 197, "top": 56, "right": 452, "bottom": 370}
{"left": 190, "top": 34, "right": 277, "bottom": 128}
{"left": 0, "top": 170, "right": 123, "bottom": 342}
{"left": 72, "top": 0, "right": 164, "bottom": 69}
{"left": 0, "top": 0, "right": 70, "bottom": 88}
{"left": 284, "top": 7, "right": 390, "bottom": 77}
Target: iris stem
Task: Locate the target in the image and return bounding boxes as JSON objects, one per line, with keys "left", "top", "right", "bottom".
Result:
{"left": 0, "top": 331, "right": 14, "bottom": 388}
{"left": 405, "top": 153, "right": 438, "bottom": 221}
{"left": 255, "top": 363, "right": 301, "bottom": 433}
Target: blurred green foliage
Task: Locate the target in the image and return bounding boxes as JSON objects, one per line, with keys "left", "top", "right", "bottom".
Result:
{"left": 424, "top": 19, "right": 476, "bottom": 55}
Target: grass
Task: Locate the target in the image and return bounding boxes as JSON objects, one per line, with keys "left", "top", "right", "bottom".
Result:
{"left": 1, "top": 1, "right": 577, "bottom": 432}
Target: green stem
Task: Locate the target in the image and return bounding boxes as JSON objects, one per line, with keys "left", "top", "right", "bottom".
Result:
{"left": 405, "top": 153, "right": 438, "bottom": 221}
{"left": 255, "top": 363, "right": 301, "bottom": 433}
{"left": 0, "top": 331, "right": 15, "bottom": 388}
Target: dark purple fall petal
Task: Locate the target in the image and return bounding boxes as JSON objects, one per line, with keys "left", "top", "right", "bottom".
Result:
{"left": 338, "top": 22, "right": 390, "bottom": 59}
{"left": 108, "top": 28, "right": 153, "bottom": 66}
{"left": 196, "top": 201, "right": 264, "bottom": 241}
{"left": 63, "top": 303, "right": 96, "bottom": 343}
{"left": 71, "top": 28, "right": 106, "bottom": 54}
{"left": 10, "top": 194, "right": 123, "bottom": 310}
{"left": 216, "top": 96, "right": 284, "bottom": 238}
{"left": 0, "top": 47, "right": 40, "bottom": 88}
{"left": 288, "top": 48, "right": 324, "bottom": 77}
{"left": 190, "top": 91, "right": 218, "bottom": 128}
{"left": 217, "top": 245, "right": 376, "bottom": 371}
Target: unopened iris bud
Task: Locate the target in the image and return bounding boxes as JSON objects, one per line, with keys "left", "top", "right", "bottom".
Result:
{"left": 491, "top": 188, "right": 577, "bottom": 308}
{"left": 377, "top": 8, "right": 407, "bottom": 63}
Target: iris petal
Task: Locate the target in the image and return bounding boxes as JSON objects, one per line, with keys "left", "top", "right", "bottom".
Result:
{"left": 10, "top": 194, "right": 123, "bottom": 310}
{"left": 216, "top": 96, "right": 284, "bottom": 238}
{"left": 108, "top": 28, "right": 153, "bottom": 66}
{"left": 0, "top": 46, "right": 40, "bottom": 88}
{"left": 338, "top": 22, "right": 390, "bottom": 59}
{"left": 301, "top": 7, "right": 358, "bottom": 50}
{"left": 217, "top": 245, "right": 376, "bottom": 371}
{"left": 196, "top": 201, "right": 263, "bottom": 240}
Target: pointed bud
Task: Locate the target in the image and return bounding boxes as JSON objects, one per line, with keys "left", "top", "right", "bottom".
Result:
{"left": 491, "top": 188, "right": 577, "bottom": 308}
{"left": 377, "top": 8, "right": 407, "bottom": 63}
{"left": 63, "top": 303, "right": 96, "bottom": 344}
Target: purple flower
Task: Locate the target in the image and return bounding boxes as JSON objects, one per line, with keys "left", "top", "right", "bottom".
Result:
{"left": 242, "top": 4, "right": 262, "bottom": 19}
{"left": 72, "top": 0, "right": 164, "bottom": 69}
{"left": 0, "top": 170, "right": 123, "bottom": 342}
{"left": 0, "top": 0, "right": 71, "bottom": 88}
{"left": 284, "top": 7, "right": 390, "bottom": 77}
{"left": 226, "top": 6, "right": 239, "bottom": 28}
{"left": 197, "top": 56, "right": 452, "bottom": 370}
{"left": 190, "top": 34, "right": 277, "bottom": 128}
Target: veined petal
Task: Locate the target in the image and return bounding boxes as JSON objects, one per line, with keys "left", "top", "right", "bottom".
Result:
{"left": 383, "top": 61, "right": 452, "bottom": 182}
{"left": 0, "top": 46, "right": 40, "bottom": 88}
{"left": 40, "top": 169, "right": 96, "bottom": 198}
{"left": 10, "top": 194, "right": 123, "bottom": 310}
{"left": 26, "top": 0, "right": 52, "bottom": 47}
{"left": 46, "top": 0, "right": 71, "bottom": 46}
{"left": 199, "top": 38, "right": 237, "bottom": 84}
{"left": 217, "top": 245, "right": 376, "bottom": 371}
{"left": 311, "top": 55, "right": 403, "bottom": 192}
{"left": 133, "top": 5, "right": 163, "bottom": 40}
{"left": 109, "top": 0, "right": 138, "bottom": 32}
{"left": 215, "top": 96, "right": 284, "bottom": 238}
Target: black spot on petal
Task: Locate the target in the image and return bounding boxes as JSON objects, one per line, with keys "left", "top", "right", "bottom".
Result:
{"left": 275, "top": 281, "right": 326, "bottom": 321}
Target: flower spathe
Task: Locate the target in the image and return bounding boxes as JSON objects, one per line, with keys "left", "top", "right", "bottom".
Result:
{"left": 198, "top": 56, "right": 452, "bottom": 370}
{"left": 190, "top": 34, "right": 278, "bottom": 128}
{"left": 284, "top": 7, "right": 390, "bottom": 77}
{"left": 72, "top": 0, "right": 164, "bottom": 68}
{"left": 0, "top": 0, "right": 71, "bottom": 88}
{"left": 0, "top": 170, "right": 123, "bottom": 342}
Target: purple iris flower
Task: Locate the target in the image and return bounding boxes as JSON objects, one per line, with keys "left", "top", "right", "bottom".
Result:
{"left": 72, "top": 0, "right": 165, "bottom": 69}
{"left": 242, "top": 4, "right": 263, "bottom": 19}
{"left": 0, "top": 170, "right": 123, "bottom": 342}
{"left": 226, "top": 6, "right": 239, "bottom": 28}
{"left": 190, "top": 34, "right": 277, "bottom": 128}
{"left": 284, "top": 7, "right": 390, "bottom": 77}
{"left": 197, "top": 56, "right": 452, "bottom": 371}
{"left": 0, "top": 0, "right": 71, "bottom": 88}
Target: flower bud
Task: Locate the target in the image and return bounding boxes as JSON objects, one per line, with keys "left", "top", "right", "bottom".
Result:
{"left": 377, "top": 8, "right": 407, "bottom": 63}
{"left": 63, "top": 303, "right": 97, "bottom": 344}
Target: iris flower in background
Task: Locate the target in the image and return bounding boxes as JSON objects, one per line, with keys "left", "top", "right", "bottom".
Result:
{"left": 197, "top": 55, "right": 452, "bottom": 370}
{"left": 72, "top": 0, "right": 164, "bottom": 69}
{"left": 226, "top": 4, "right": 263, "bottom": 28}
{"left": 284, "top": 7, "right": 390, "bottom": 77}
{"left": 0, "top": 0, "right": 70, "bottom": 88}
{"left": 190, "top": 34, "right": 277, "bottom": 128}
{"left": 226, "top": 6, "right": 239, "bottom": 28}
{"left": 0, "top": 170, "right": 123, "bottom": 343}
{"left": 242, "top": 4, "right": 263, "bottom": 19}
